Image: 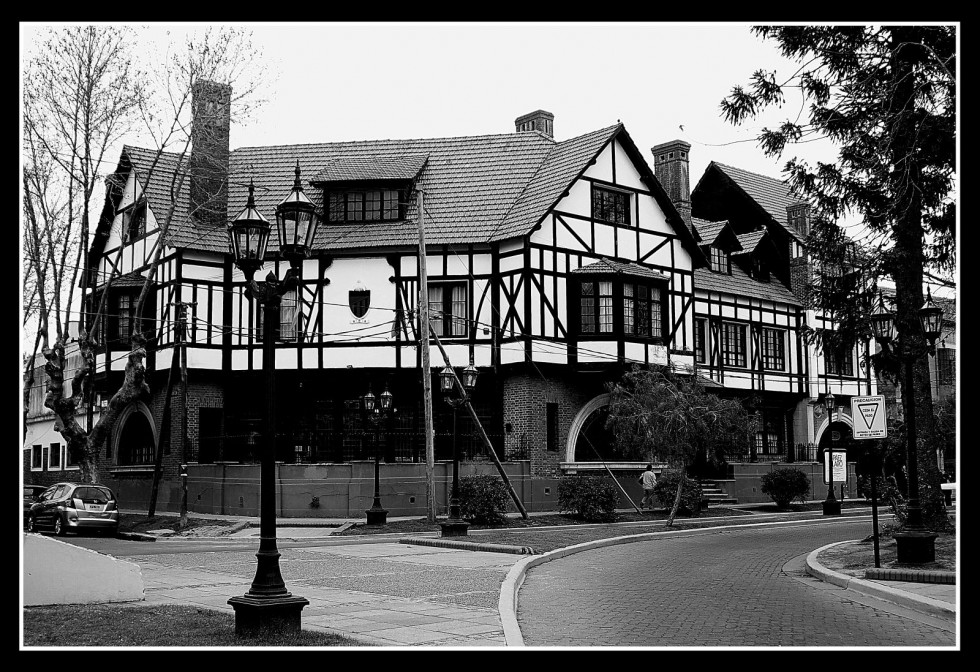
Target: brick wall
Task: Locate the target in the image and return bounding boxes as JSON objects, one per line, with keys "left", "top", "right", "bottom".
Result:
{"left": 501, "top": 370, "right": 601, "bottom": 478}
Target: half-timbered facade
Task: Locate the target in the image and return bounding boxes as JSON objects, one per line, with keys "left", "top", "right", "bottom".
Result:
{"left": 62, "top": 81, "right": 712, "bottom": 515}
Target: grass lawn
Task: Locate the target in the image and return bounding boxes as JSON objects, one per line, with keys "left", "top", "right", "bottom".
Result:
{"left": 22, "top": 603, "right": 366, "bottom": 648}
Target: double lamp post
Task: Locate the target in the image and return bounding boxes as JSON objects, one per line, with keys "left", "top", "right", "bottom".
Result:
{"left": 438, "top": 363, "right": 479, "bottom": 537}
{"left": 225, "top": 162, "right": 318, "bottom": 636}
{"left": 868, "top": 288, "right": 944, "bottom": 563}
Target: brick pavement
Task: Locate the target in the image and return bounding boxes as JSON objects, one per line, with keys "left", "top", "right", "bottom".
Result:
{"left": 516, "top": 520, "right": 957, "bottom": 648}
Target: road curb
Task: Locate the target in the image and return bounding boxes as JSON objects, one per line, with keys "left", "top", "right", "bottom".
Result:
{"left": 805, "top": 542, "right": 956, "bottom": 622}
{"left": 401, "top": 537, "right": 535, "bottom": 554}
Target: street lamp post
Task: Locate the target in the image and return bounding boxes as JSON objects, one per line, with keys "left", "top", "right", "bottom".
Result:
{"left": 869, "top": 289, "right": 943, "bottom": 563}
{"left": 437, "top": 364, "right": 479, "bottom": 537}
{"left": 822, "top": 391, "right": 841, "bottom": 515}
{"left": 226, "top": 163, "right": 318, "bottom": 636}
{"left": 362, "top": 385, "right": 393, "bottom": 526}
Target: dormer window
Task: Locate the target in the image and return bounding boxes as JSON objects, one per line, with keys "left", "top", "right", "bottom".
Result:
{"left": 327, "top": 189, "right": 402, "bottom": 223}
{"left": 750, "top": 257, "right": 770, "bottom": 282}
{"left": 709, "top": 246, "right": 730, "bottom": 274}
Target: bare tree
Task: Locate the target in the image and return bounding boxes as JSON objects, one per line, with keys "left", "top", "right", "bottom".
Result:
{"left": 23, "top": 25, "right": 266, "bottom": 485}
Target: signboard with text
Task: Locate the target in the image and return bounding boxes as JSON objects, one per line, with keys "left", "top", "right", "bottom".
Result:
{"left": 851, "top": 395, "right": 887, "bottom": 439}
{"left": 823, "top": 450, "right": 847, "bottom": 485}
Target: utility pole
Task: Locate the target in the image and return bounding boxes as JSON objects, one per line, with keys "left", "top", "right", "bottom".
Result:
{"left": 417, "top": 189, "right": 436, "bottom": 522}
{"left": 176, "top": 301, "right": 195, "bottom": 528}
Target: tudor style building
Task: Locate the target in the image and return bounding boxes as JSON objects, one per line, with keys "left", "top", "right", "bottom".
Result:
{"left": 30, "top": 81, "right": 922, "bottom": 512}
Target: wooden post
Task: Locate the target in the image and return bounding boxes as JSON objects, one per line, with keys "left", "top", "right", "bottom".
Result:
{"left": 429, "top": 328, "right": 528, "bottom": 519}
{"left": 417, "top": 189, "right": 436, "bottom": 522}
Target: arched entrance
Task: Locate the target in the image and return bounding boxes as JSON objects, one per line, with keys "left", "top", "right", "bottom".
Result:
{"left": 565, "top": 394, "right": 633, "bottom": 463}
{"left": 816, "top": 414, "right": 869, "bottom": 482}
{"left": 113, "top": 402, "right": 158, "bottom": 465}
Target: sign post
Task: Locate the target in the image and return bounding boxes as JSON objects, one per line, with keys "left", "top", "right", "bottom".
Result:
{"left": 851, "top": 395, "right": 887, "bottom": 567}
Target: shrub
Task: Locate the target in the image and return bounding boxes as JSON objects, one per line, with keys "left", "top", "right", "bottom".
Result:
{"left": 557, "top": 475, "right": 618, "bottom": 522}
{"left": 458, "top": 474, "right": 510, "bottom": 525}
{"left": 857, "top": 474, "right": 903, "bottom": 504}
{"left": 760, "top": 468, "right": 810, "bottom": 508}
{"left": 653, "top": 470, "right": 704, "bottom": 515}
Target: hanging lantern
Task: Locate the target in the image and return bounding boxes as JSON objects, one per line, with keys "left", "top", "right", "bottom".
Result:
{"left": 439, "top": 367, "right": 455, "bottom": 395}
{"left": 275, "top": 161, "right": 320, "bottom": 263}
{"left": 227, "top": 180, "right": 271, "bottom": 277}
{"left": 460, "top": 365, "right": 479, "bottom": 392}
{"left": 918, "top": 288, "right": 943, "bottom": 346}
{"left": 869, "top": 291, "right": 896, "bottom": 345}
{"left": 380, "top": 386, "right": 394, "bottom": 412}
{"left": 824, "top": 391, "right": 836, "bottom": 416}
{"left": 362, "top": 389, "right": 376, "bottom": 414}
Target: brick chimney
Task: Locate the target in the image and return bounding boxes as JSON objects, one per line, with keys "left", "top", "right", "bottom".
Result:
{"left": 651, "top": 140, "right": 692, "bottom": 230}
{"left": 190, "top": 80, "right": 232, "bottom": 227}
{"left": 515, "top": 110, "right": 554, "bottom": 138}
{"left": 786, "top": 202, "right": 811, "bottom": 238}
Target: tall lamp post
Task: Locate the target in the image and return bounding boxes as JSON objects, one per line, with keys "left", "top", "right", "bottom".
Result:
{"left": 869, "top": 289, "right": 943, "bottom": 563}
{"left": 226, "top": 162, "right": 318, "bottom": 636}
{"left": 821, "top": 391, "right": 841, "bottom": 515}
{"left": 362, "top": 385, "right": 393, "bottom": 526}
{"left": 437, "top": 364, "right": 479, "bottom": 537}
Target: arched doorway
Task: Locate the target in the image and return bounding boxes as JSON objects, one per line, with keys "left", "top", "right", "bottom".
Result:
{"left": 565, "top": 394, "right": 632, "bottom": 463}
{"left": 114, "top": 402, "right": 157, "bottom": 465}
{"left": 817, "top": 416, "right": 869, "bottom": 485}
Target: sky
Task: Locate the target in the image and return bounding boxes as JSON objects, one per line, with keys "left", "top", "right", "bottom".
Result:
{"left": 20, "top": 21, "right": 844, "bottom": 192}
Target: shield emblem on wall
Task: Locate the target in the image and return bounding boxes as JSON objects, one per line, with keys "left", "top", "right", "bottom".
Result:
{"left": 349, "top": 286, "right": 370, "bottom": 318}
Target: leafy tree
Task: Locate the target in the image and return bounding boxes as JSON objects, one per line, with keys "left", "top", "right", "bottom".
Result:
{"left": 721, "top": 25, "right": 954, "bottom": 532}
{"left": 606, "top": 365, "right": 757, "bottom": 526}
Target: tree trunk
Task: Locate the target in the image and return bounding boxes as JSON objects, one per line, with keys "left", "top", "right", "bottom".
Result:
{"left": 666, "top": 469, "right": 685, "bottom": 527}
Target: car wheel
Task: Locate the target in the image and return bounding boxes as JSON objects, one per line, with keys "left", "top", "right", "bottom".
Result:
{"left": 53, "top": 517, "right": 65, "bottom": 536}
{"left": 27, "top": 516, "right": 36, "bottom": 533}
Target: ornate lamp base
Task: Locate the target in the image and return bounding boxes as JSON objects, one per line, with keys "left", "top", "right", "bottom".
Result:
{"left": 366, "top": 506, "right": 388, "bottom": 526}
{"left": 894, "top": 530, "right": 938, "bottom": 564}
{"left": 228, "top": 593, "right": 309, "bottom": 637}
{"left": 439, "top": 518, "right": 470, "bottom": 537}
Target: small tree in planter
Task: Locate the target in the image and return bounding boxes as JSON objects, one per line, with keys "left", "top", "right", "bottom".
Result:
{"left": 606, "top": 365, "right": 757, "bottom": 527}
{"left": 557, "top": 475, "right": 618, "bottom": 522}
{"left": 760, "top": 468, "right": 811, "bottom": 508}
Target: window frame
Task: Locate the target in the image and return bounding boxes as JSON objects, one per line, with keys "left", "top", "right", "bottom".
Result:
{"left": 761, "top": 327, "right": 786, "bottom": 371}
{"left": 256, "top": 288, "right": 302, "bottom": 343}
{"left": 428, "top": 281, "right": 469, "bottom": 339}
{"left": 120, "top": 199, "right": 147, "bottom": 244}
{"left": 574, "top": 275, "right": 667, "bottom": 342}
{"left": 591, "top": 185, "right": 631, "bottom": 225}
{"left": 48, "top": 441, "right": 61, "bottom": 471}
{"left": 694, "top": 318, "right": 707, "bottom": 364}
{"left": 825, "top": 341, "right": 855, "bottom": 377}
{"left": 326, "top": 188, "right": 403, "bottom": 223}
{"left": 937, "top": 347, "right": 955, "bottom": 385}
{"left": 709, "top": 246, "right": 731, "bottom": 274}
{"left": 721, "top": 321, "right": 748, "bottom": 368}
{"left": 31, "top": 444, "right": 43, "bottom": 471}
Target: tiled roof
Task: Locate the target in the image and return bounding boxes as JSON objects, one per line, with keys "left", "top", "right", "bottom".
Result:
{"left": 491, "top": 125, "right": 621, "bottom": 240}
{"left": 692, "top": 219, "right": 730, "bottom": 246}
{"left": 570, "top": 257, "right": 670, "bottom": 281}
{"left": 694, "top": 265, "right": 800, "bottom": 306}
{"left": 310, "top": 153, "right": 429, "bottom": 183}
{"left": 710, "top": 162, "right": 806, "bottom": 243}
{"left": 732, "top": 229, "right": 767, "bottom": 255}
{"left": 229, "top": 131, "right": 559, "bottom": 252}
{"left": 124, "top": 146, "right": 229, "bottom": 254}
{"left": 94, "top": 269, "right": 151, "bottom": 291}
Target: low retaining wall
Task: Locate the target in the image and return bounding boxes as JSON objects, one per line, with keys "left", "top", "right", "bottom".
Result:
{"left": 23, "top": 534, "right": 144, "bottom": 606}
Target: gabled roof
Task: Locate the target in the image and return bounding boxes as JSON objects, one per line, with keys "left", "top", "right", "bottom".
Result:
{"left": 694, "top": 265, "right": 800, "bottom": 306}
{"left": 731, "top": 229, "right": 767, "bottom": 255}
{"left": 693, "top": 219, "right": 740, "bottom": 249}
{"left": 310, "top": 153, "right": 429, "bottom": 183}
{"left": 93, "top": 269, "right": 151, "bottom": 292}
{"left": 570, "top": 257, "right": 670, "bottom": 281}
{"left": 707, "top": 162, "right": 807, "bottom": 243}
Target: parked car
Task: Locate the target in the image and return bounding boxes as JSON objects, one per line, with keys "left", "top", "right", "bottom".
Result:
{"left": 26, "top": 482, "right": 119, "bottom": 536}
{"left": 23, "top": 484, "right": 47, "bottom": 530}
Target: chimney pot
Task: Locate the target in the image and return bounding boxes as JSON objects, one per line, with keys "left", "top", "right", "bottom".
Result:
{"left": 190, "top": 80, "right": 232, "bottom": 227}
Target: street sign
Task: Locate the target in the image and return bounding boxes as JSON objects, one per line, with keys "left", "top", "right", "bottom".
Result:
{"left": 851, "top": 395, "right": 887, "bottom": 439}
{"left": 823, "top": 450, "right": 847, "bottom": 484}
